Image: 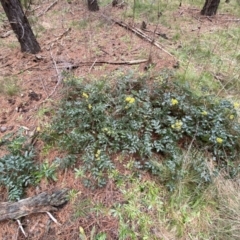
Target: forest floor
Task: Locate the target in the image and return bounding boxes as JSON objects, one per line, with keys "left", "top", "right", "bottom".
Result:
{"left": 0, "top": 0, "right": 240, "bottom": 239}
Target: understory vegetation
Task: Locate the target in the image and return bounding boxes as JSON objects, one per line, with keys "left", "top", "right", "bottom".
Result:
{"left": 44, "top": 71, "right": 240, "bottom": 189}
{"left": 1, "top": 0, "right": 240, "bottom": 239}
{"left": 1, "top": 71, "right": 240, "bottom": 239}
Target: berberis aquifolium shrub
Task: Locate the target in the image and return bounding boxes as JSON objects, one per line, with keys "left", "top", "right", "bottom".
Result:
{"left": 0, "top": 130, "right": 37, "bottom": 201}
{"left": 46, "top": 71, "right": 240, "bottom": 188}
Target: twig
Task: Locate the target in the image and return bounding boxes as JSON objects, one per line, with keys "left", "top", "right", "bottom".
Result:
{"left": 46, "top": 211, "right": 61, "bottom": 225}
{"left": 38, "top": 0, "right": 58, "bottom": 17}
{"left": 45, "top": 28, "right": 71, "bottom": 47}
{"left": 143, "top": 29, "right": 169, "bottom": 40}
{"left": 0, "top": 30, "right": 13, "bottom": 38}
{"left": 222, "top": 18, "right": 240, "bottom": 22}
{"left": 14, "top": 63, "right": 40, "bottom": 75}
{"left": 48, "top": 46, "right": 62, "bottom": 98}
{"left": 89, "top": 59, "right": 97, "bottom": 73}
{"left": 17, "top": 219, "right": 27, "bottom": 237}
{"left": 40, "top": 77, "right": 50, "bottom": 98}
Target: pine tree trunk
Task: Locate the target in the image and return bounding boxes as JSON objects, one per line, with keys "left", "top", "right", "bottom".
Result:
{"left": 0, "top": 0, "right": 41, "bottom": 54}
{"left": 201, "top": 0, "right": 220, "bottom": 16}
{"left": 87, "top": 0, "right": 99, "bottom": 11}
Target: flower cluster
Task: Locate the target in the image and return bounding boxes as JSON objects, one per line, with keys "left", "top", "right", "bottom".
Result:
{"left": 95, "top": 149, "right": 101, "bottom": 160}
{"left": 82, "top": 92, "right": 89, "bottom": 99}
{"left": 233, "top": 102, "right": 239, "bottom": 109}
{"left": 171, "top": 98, "right": 178, "bottom": 106}
{"left": 201, "top": 111, "right": 208, "bottom": 116}
{"left": 171, "top": 120, "right": 183, "bottom": 131}
{"left": 125, "top": 96, "right": 135, "bottom": 104}
{"left": 216, "top": 137, "right": 223, "bottom": 144}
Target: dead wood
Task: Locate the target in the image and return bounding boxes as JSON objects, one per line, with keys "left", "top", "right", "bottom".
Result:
{"left": 101, "top": 14, "right": 176, "bottom": 60}
{"left": 0, "top": 189, "right": 69, "bottom": 221}
{"left": 115, "top": 21, "right": 175, "bottom": 58}
{"left": 38, "top": 0, "right": 59, "bottom": 17}
{"left": 55, "top": 59, "right": 148, "bottom": 70}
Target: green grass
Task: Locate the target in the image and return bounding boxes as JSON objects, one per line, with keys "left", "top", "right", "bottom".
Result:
{"left": 0, "top": 77, "right": 20, "bottom": 96}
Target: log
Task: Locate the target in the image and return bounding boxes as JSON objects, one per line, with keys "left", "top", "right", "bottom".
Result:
{"left": 0, "top": 189, "right": 69, "bottom": 221}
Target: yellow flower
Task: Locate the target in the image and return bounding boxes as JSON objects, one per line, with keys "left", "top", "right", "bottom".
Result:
{"left": 234, "top": 102, "right": 239, "bottom": 109}
{"left": 125, "top": 96, "right": 135, "bottom": 104}
{"left": 95, "top": 149, "right": 101, "bottom": 159}
{"left": 79, "top": 227, "right": 85, "bottom": 234}
{"left": 88, "top": 104, "right": 92, "bottom": 110}
{"left": 216, "top": 137, "right": 223, "bottom": 144}
{"left": 171, "top": 98, "right": 178, "bottom": 106}
{"left": 201, "top": 111, "right": 208, "bottom": 116}
{"left": 36, "top": 126, "right": 41, "bottom": 132}
{"left": 171, "top": 120, "right": 183, "bottom": 131}
{"left": 82, "top": 92, "right": 89, "bottom": 99}
{"left": 229, "top": 114, "right": 234, "bottom": 120}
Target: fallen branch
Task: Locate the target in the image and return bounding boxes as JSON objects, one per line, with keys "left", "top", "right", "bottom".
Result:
{"left": 143, "top": 29, "right": 169, "bottom": 40}
{"left": 56, "top": 59, "right": 148, "bottom": 70}
{"left": 38, "top": 0, "right": 58, "bottom": 17}
{"left": 117, "top": 22, "right": 174, "bottom": 58}
{"left": 45, "top": 27, "right": 71, "bottom": 47}
{"left": 0, "top": 189, "right": 69, "bottom": 221}
{"left": 101, "top": 14, "right": 176, "bottom": 60}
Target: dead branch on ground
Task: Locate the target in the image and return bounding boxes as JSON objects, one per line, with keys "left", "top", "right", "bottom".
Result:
{"left": 0, "top": 189, "right": 69, "bottom": 221}
{"left": 101, "top": 14, "right": 176, "bottom": 60}
{"left": 56, "top": 59, "right": 148, "bottom": 70}
{"left": 38, "top": 0, "right": 58, "bottom": 17}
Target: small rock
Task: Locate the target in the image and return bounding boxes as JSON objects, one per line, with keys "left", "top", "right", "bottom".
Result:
{"left": 0, "top": 126, "right": 7, "bottom": 133}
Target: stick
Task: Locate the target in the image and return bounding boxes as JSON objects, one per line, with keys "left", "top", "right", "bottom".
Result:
{"left": 17, "top": 219, "right": 27, "bottom": 237}
{"left": 222, "top": 18, "right": 240, "bottom": 22}
{"left": 46, "top": 211, "right": 61, "bottom": 225}
{"left": 40, "top": 77, "right": 50, "bottom": 98}
{"left": 55, "top": 59, "right": 148, "bottom": 70}
{"left": 48, "top": 46, "right": 62, "bottom": 98}
{"left": 38, "top": 0, "right": 58, "bottom": 17}
{"left": 45, "top": 28, "right": 71, "bottom": 47}
{"left": 89, "top": 59, "right": 98, "bottom": 73}
{"left": 0, "top": 30, "right": 13, "bottom": 38}
{"left": 14, "top": 63, "right": 40, "bottom": 75}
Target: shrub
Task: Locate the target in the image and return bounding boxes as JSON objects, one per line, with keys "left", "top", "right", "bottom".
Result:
{"left": 45, "top": 71, "right": 240, "bottom": 187}
{"left": 0, "top": 131, "right": 37, "bottom": 201}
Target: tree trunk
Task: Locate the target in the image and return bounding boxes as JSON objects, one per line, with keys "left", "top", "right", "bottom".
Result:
{"left": 0, "top": 0, "right": 41, "bottom": 54}
{"left": 87, "top": 0, "right": 99, "bottom": 11}
{"left": 201, "top": 0, "right": 220, "bottom": 16}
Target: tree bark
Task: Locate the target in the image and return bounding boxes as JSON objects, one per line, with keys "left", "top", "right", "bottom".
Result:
{"left": 0, "top": 189, "right": 69, "bottom": 221}
{"left": 0, "top": 0, "right": 41, "bottom": 54}
{"left": 87, "top": 0, "right": 99, "bottom": 11}
{"left": 201, "top": 0, "right": 221, "bottom": 16}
